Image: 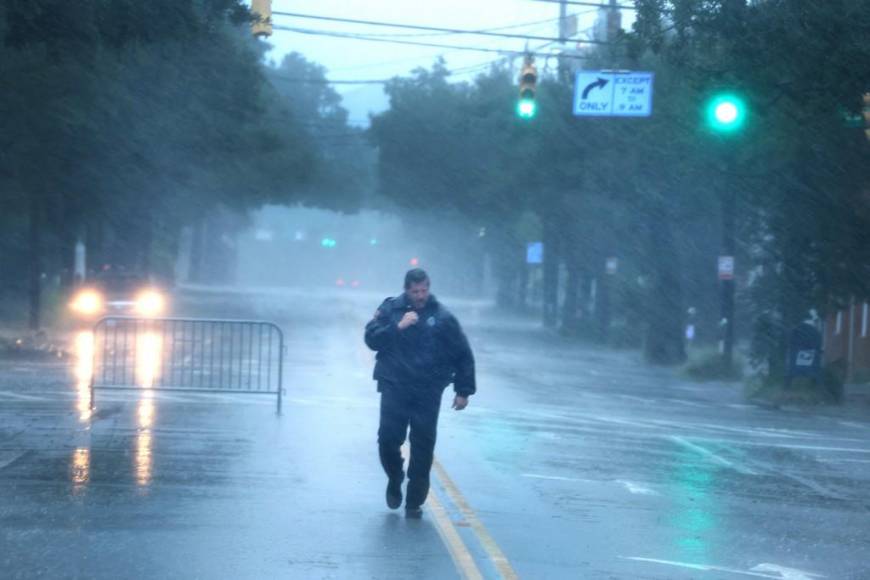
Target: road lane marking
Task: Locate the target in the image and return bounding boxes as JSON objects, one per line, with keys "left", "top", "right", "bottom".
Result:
{"left": 750, "top": 563, "right": 826, "bottom": 579}
{"left": 650, "top": 419, "right": 831, "bottom": 441}
{"left": 736, "top": 457, "right": 848, "bottom": 501}
{"left": 522, "top": 473, "right": 660, "bottom": 496}
{"left": 0, "top": 451, "right": 29, "bottom": 471}
{"left": 661, "top": 397, "right": 708, "bottom": 408}
{"left": 433, "top": 459, "right": 519, "bottom": 580}
{"left": 837, "top": 420, "right": 869, "bottom": 430}
{"left": 616, "top": 480, "right": 658, "bottom": 495}
{"left": 669, "top": 436, "right": 758, "bottom": 475}
{"left": 521, "top": 473, "right": 593, "bottom": 482}
{"left": 817, "top": 457, "right": 870, "bottom": 464}
{"left": 0, "top": 391, "right": 48, "bottom": 401}
{"left": 618, "top": 395, "right": 651, "bottom": 404}
{"left": 623, "top": 558, "right": 825, "bottom": 579}
{"left": 692, "top": 438, "right": 870, "bottom": 454}
{"left": 685, "top": 430, "right": 854, "bottom": 501}
{"left": 427, "top": 487, "right": 484, "bottom": 580}
{"left": 770, "top": 470, "right": 845, "bottom": 501}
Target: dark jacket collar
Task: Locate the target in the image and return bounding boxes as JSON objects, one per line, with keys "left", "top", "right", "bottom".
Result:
{"left": 393, "top": 293, "right": 439, "bottom": 312}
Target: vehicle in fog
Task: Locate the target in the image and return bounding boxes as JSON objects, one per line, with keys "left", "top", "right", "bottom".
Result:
{"left": 69, "top": 271, "right": 168, "bottom": 322}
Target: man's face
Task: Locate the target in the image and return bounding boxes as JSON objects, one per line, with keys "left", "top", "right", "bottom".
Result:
{"left": 406, "top": 281, "right": 430, "bottom": 310}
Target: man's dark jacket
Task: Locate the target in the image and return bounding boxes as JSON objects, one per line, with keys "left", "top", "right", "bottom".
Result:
{"left": 364, "top": 293, "right": 476, "bottom": 396}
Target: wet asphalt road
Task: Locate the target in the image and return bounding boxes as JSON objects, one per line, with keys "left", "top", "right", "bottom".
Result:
{"left": 1, "top": 287, "right": 869, "bottom": 579}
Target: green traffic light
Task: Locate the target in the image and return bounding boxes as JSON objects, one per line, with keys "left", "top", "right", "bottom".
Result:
{"left": 517, "top": 99, "right": 537, "bottom": 119}
{"left": 706, "top": 93, "right": 746, "bottom": 133}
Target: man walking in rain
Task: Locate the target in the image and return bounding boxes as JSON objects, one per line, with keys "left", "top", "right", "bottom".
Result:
{"left": 364, "top": 268, "right": 476, "bottom": 518}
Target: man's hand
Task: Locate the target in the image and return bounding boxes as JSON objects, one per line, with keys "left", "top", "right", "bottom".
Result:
{"left": 452, "top": 395, "right": 469, "bottom": 411}
{"left": 397, "top": 311, "right": 419, "bottom": 330}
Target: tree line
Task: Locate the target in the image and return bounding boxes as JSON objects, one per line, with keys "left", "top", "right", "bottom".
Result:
{"left": 0, "top": 0, "right": 368, "bottom": 328}
{"left": 368, "top": 0, "right": 870, "bottom": 380}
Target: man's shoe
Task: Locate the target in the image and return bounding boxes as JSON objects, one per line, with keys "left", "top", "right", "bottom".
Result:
{"left": 405, "top": 506, "right": 423, "bottom": 519}
{"left": 386, "top": 479, "right": 402, "bottom": 510}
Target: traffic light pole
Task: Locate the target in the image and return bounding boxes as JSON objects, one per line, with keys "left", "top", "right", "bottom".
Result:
{"left": 706, "top": 92, "right": 746, "bottom": 372}
{"left": 720, "top": 173, "right": 736, "bottom": 371}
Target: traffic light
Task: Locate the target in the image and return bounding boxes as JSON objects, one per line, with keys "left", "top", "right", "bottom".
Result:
{"left": 321, "top": 237, "right": 337, "bottom": 248}
{"left": 705, "top": 92, "right": 747, "bottom": 133}
{"left": 251, "top": 0, "right": 272, "bottom": 38}
{"left": 842, "top": 93, "right": 870, "bottom": 141}
{"left": 517, "top": 56, "right": 537, "bottom": 119}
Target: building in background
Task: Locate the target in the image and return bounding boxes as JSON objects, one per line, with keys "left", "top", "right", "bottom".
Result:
{"left": 824, "top": 300, "right": 870, "bottom": 382}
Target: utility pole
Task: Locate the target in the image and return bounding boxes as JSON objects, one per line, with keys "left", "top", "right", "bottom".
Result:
{"left": 540, "top": 0, "right": 570, "bottom": 329}
{"left": 720, "top": 178, "right": 737, "bottom": 370}
{"left": 558, "top": 0, "right": 568, "bottom": 82}
{"left": 28, "top": 195, "right": 41, "bottom": 331}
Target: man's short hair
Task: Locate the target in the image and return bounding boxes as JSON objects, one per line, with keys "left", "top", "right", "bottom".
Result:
{"left": 404, "top": 268, "right": 430, "bottom": 289}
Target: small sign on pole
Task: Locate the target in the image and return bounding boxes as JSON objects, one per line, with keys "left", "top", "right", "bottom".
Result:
{"left": 527, "top": 242, "right": 543, "bottom": 265}
{"left": 718, "top": 256, "right": 735, "bottom": 280}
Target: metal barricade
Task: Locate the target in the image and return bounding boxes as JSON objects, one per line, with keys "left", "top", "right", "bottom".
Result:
{"left": 90, "top": 317, "right": 284, "bottom": 412}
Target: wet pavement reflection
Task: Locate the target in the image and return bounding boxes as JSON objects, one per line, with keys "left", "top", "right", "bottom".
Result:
{"left": 74, "top": 331, "right": 93, "bottom": 422}
{"left": 73, "top": 329, "right": 162, "bottom": 491}
{"left": 668, "top": 451, "right": 716, "bottom": 565}
{"left": 137, "top": 332, "right": 160, "bottom": 490}
{"left": 1, "top": 292, "right": 867, "bottom": 579}
{"left": 71, "top": 447, "right": 90, "bottom": 496}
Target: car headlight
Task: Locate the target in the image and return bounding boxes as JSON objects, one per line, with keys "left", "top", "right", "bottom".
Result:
{"left": 70, "top": 290, "right": 103, "bottom": 316}
{"left": 135, "top": 290, "right": 165, "bottom": 317}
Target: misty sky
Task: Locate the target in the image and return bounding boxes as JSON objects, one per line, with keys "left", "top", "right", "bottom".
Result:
{"left": 261, "top": 0, "right": 635, "bottom": 125}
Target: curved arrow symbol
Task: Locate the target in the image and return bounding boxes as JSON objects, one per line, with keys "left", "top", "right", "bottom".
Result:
{"left": 582, "top": 77, "right": 609, "bottom": 99}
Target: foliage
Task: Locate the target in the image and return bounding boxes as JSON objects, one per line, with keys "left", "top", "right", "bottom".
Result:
{"left": 745, "top": 362, "right": 846, "bottom": 406}
{"left": 0, "top": 1, "right": 364, "bottom": 324}
{"left": 684, "top": 348, "right": 744, "bottom": 382}
{"left": 368, "top": 0, "right": 870, "bottom": 369}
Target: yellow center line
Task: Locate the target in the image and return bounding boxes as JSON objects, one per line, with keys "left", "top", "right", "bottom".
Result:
{"left": 433, "top": 458, "right": 520, "bottom": 580}
{"left": 428, "top": 484, "right": 485, "bottom": 580}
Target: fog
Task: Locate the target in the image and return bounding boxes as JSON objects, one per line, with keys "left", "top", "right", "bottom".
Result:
{"left": 2, "top": 3, "right": 870, "bottom": 579}
{"left": 232, "top": 206, "right": 494, "bottom": 299}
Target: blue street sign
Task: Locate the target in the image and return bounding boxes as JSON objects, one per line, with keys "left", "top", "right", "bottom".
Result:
{"left": 573, "top": 71, "right": 654, "bottom": 117}
{"left": 527, "top": 242, "right": 543, "bottom": 264}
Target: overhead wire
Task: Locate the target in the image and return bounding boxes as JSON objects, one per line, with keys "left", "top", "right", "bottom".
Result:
{"left": 268, "top": 8, "right": 605, "bottom": 90}
{"left": 319, "top": 15, "right": 565, "bottom": 39}
{"left": 270, "top": 11, "right": 610, "bottom": 45}
{"left": 313, "top": 7, "right": 596, "bottom": 73}
{"left": 272, "top": 24, "right": 607, "bottom": 56}
{"left": 528, "top": 0, "right": 637, "bottom": 9}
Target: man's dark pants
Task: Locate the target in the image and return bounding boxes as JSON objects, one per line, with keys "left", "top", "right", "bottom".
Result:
{"left": 378, "top": 381, "right": 445, "bottom": 509}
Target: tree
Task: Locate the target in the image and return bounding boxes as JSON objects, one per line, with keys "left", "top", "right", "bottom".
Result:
{"left": 0, "top": 1, "right": 352, "bottom": 325}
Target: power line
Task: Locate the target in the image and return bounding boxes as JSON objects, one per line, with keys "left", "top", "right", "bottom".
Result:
{"left": 318, "top": 9, "right": 597, "bottom": 73}
{"left": 272, "top": 25, "right": 608, "bottom": 54}
{"left": 529, "top": 0, "right": 637, "bottom": 9}
{"left": 271, "top": 10, "right": 610, "bottom": 45}
{"left": 325, "top": 15, "right": 565, "bottom": 39}
{"left": 273, "top": 25, "right": 517, "bottom": 54}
